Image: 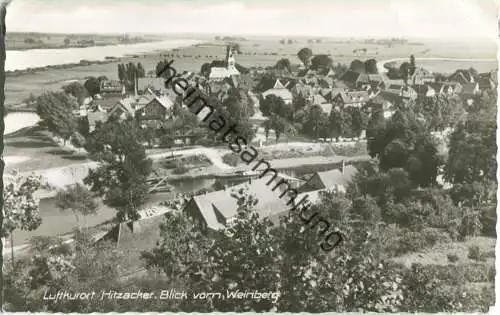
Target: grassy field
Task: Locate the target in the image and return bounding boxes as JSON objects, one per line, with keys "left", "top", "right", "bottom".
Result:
{"left": 5, "top": 32, "right": 164, "bottom": 51}
{"left": 4, "top": 38, "right": 497, "bottom": 107}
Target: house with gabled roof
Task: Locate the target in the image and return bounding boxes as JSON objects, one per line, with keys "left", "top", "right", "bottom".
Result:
{"left": 367, "top": 74, "right": 387, "bottom": 90}
{"left": 308, "top": 93, "right": 328, "bottom": 106}
{"left": 477, "top": 73, "right": 496, "bottom": 91}
{"left": 261, "top": 79, "right": 293, "bottom": 104}
{"left": 299, "top": 163, "right": 357, "bottom": 194}
{"left": 137, "top": 77, "right": 166, "bottom": 95}
{"left": 409, "top": 67, "right": 435, "bottom": 85}
{"left": 332, "top": 90, "right": 370, "bottom": 108}
{"left": 448, "top": 69, "right": 476, "bottom": 85}
{"left": 461, "top": 82, "right": 480, "bottom": 98}
{"left": 100, "top": 79, "right": 124, "bottom": 96}
{"left": 412, "top": 84, "right": 436, "bottom": 99}
{"left": 87, "top": 109, "right": 108, "bottom": 133}
{"left": 431, "top": 82, "right": 462, "bottom": 96}
{"left": 108, "top": 98, "right": 136, "bottom": 120}
{"left": 323, "top": 88, "right": 345, "bottom": 102}
{"left": 134, "top": 91, "right": 175, "bottom": 121}
{"left": 183, "top": 175, "right": 299, "bottom": 231}
{"left": 319, "top": 103, "right": 333, "bottom": 115}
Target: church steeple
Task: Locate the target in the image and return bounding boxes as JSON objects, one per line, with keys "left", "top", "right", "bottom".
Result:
{"left": 226, "top": 45, "right": 236, "bottom": 69}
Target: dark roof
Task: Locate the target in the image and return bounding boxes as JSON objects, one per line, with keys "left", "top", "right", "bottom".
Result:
{"left": 303, "top": 166, "right": 358, "bottom": 191}
{"left": 429, "top": 83, "right": 444, "bottom": 93}
{"left": 92, "top": 96, "right": 123, "bottom": 110}
{"left": 379, "top": 90, "right": 403, "bottom": 104}
{"left": 297, "top": 69, "right": 316, "bottom": 77}
{"left": 187, "top": 175, "right": 293, "bottom": 231}
{"left": 335, "top": 91, "right": 369, "bottom": 104}
{"left": 461, "top": 83, "right": 477, "bottom": 95}
{"left": 477, "top": 77, "right": 493, "bottom": 89}
{"left": 388, "top": 84, "right": 403, "bottom": 90}
{"left": 448, "top": 70, "right": 476, "bottom": 84}
{"left": 412, "top": 84, "right": 433, "bottom": 95}
{"left": 137, "top": 77, "right": 165, "bottom": 92}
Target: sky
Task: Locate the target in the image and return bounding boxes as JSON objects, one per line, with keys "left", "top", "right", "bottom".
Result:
{"left": 4, "top": 0, "right": 499, "bottom": 39}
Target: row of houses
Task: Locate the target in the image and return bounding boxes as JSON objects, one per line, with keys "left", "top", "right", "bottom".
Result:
{"left": 257, "top": 62, "right": 498, "bottom": 118}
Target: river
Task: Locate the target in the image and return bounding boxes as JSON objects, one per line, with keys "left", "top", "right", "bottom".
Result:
{"left": 5, "top": 39, "right": 203, "bottom": 71}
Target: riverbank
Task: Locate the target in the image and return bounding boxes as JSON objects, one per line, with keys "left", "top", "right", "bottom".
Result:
{"left": 4, "top": 39, "right": 205, "bottom": 106}
{"left": 6, "top": 32, "right": 165, "bottom": 51}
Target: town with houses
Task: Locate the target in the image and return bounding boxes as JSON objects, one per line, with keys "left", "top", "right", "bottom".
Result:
{"left": 3, "top": 38, "right": 498, "bottom": 312}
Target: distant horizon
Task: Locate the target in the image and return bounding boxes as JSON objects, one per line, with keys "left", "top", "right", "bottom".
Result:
{"left": 6, "top": 31, "right": 497, "bottom": 44}
{"left": 5, "top": 0, "right": 497, "bottom": 40}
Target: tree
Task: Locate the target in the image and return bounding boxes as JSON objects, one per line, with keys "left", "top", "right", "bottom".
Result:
{"left": 260, "top": 94, "right": 285, "bottom": 117}
{"left": 255, "top": 73, "right": 277, "bottom": 93}
{"left": 5, "top": 230, "right": 124, "bottom": 313}
{"left": 63, "top": 37, "right": 70, "bottom": 46}
{"left": 297, "top": 48, "right": 313, "bottom": 68}
{"left": 83, "top": 77, "right": 100, "bottom": 97}
{"left": 35, "top": 92, "right": 78, "bottom": 144}
{"left": 223, "top": 88, "right": 255, "bottom": 123}
{"left": 2, "top": 171, "right": 43, "bottom": 265}
{"left": 399, "top": 62, "right": 410, "bottom": 85}
{"left": 409, "top": 55, "right": 416, "bottom": 76}
{"left": 347, "top": 107, "right": 368, "bottom": 137}
{"left": 445, "top": 110, "right": 496, "bottom": 184}
{"left": 270, "top": 115, "right": 287, "bottom": 143}
{"left": 310, "top": 54, "right": 333, "bottom": 70}
{"left": 83, "top": 120, "right": 153, "bottom": 221}
{"left": 200, "top": 62, "right": 211, "bottom": 77}
{"left": 274, "top": 58, "right": 292, "bottom": 73}
{"left": 366, "top": 107, "right": 441, "bottom": 187}
{"left": 137, "top": 62, "right": 146, "bottom": 78}
{"left": 364, "top": 58, "right": 378, "bottom": 74}
{"left": 55, "top": 184, "right": 98, "bottom": 230}
{"left": 302, "top": 105, "right": 329, "bottom": 139}
{"left": 232, "top": 42, "right": 242, "bottom": 54}
{"left": 349, "top": 59, "right": 365, "bottom": 73}
{"left": 117, "top": 63, "right": 125, "bottom": 82}
{"left": 292, "top": 92, "right": 307, "bottom": 113}
{"left": 62, "top": 82, "right": 88, "bottom": 105}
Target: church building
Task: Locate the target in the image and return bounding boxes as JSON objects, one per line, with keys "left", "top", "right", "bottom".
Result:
{"left": 209, "top": 45, "right": 240, "bottom": 81}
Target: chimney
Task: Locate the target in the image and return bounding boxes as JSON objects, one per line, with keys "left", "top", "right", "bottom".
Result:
{"left": 341, "top": 160, "right": 345, "bottom": 174}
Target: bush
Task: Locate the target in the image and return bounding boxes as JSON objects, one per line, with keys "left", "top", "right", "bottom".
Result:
{"left": 394, "top": 228, "right": 451, "bottom": 256}
{"left": 447, "top": 254, "right": 459, "bottom": 263}
{"left": 467, "top": 245, "right": 482, "bottom": 261}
